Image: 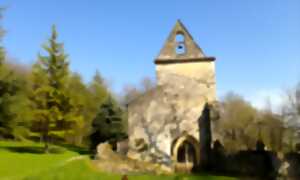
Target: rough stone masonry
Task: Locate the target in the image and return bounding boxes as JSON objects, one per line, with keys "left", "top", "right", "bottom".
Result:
{"left": 127, "top": 20, "right": 218, "bottom": 167}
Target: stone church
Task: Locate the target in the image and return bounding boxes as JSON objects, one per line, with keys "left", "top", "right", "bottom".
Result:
{"left": 127, "top": 20, "right": 218, "bottom": 168}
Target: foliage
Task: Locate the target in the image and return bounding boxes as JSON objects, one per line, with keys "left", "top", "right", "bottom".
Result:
{"left": 90, "top": 96, "right": 127, "bottom": 151}
{"left": 30, "top": 25, "right": 72, "bottom": 151}
{"left": 0, "top": 9, "right": 32, "bottom": 139}
{"left": 0, "top": 18, "right": 125, "bottom": 148}
{"left": 0, "top": 68, "right": 32, "bottom": 139}
{"left": 121, "top": 76, "right": 155, "bottom": 106}
{"left": 215, "top": 92, "right": 258, "bottom": 152}
{"left": 64, "top": 73, "right": 94, "bottom": 145}
{"left": 63, "top": 71, "right": 111, "bottom": 146}
{"left": 89, "top": 70, "right": 108, "bottom": 107}
{"left": 0, "top": 3, "right": 299, "bottom": 158}
{"left": 258, "top": 111, "right": 285, "bottom": 152}
{"left": 282, "top": 83, "right": 300, "bottom": 149}
{"left": 0, "top": 140, "right": 236, "bottom": 180}
{"left": 215, "top": 92, "right": 286, "bottom": 152}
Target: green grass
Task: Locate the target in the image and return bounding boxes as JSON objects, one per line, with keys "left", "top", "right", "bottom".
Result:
{"left": 0, "top": 140, "right": 79, "bottom": 180}
{"left": 0, "top": 141, "right": 236, "bottom": 180}
{"left": 23, "top": 158, "right": 120, "bottom": 180}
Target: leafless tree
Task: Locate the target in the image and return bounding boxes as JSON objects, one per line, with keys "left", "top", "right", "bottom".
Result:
{"left": 281, "top": 83, "right": 300, "bottom": 149}
{"left": 121, "top": 76, "right": 155, "bottom": 106}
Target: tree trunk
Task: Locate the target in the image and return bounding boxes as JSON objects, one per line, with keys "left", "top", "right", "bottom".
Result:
{"left": 43, "top": 119, "right": 50, "bottom": 153}
{"left": 44, "top": 139, "right": 49, "bottom": 153}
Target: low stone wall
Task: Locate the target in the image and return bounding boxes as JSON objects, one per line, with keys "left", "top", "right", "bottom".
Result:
{"left": 97, "top": 142, "right": 300, "bottom": 178}
{"left": 283, "top": 152, "right": 300, "bottom": 178}
{"left": 94, "top": 143, "right": 172, "bottom": 175}
{"left": 209, "top": 150, "right": 279, "bottom": 178}
{"left": 208, "top": 149, "right": 300, "bottom": 179}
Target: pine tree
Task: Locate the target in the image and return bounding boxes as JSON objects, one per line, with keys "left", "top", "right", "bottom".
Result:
{"left": 31, "top": 25, "right": 71, "bottom": 152}
{"left": 90, "top": 96, "right": 127, "bottom": 152}
{"left": 89, "top": 70, "right": 108, "bottom": 109}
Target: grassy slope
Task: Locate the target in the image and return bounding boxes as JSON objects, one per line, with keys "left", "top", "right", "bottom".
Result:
{"left": 0, "top": 141, "right": 79, "bottom": 179}
{"left": 0, "top": 141, "right": 236, "bottom": 180}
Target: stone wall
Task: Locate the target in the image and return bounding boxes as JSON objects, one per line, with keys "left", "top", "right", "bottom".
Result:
{"left": 127, "top": 20, "right": 217, "bottom": 166}
{"left": 156, "top": 61, "right": 216, "bottom": 102}
{"left": 128, "top": 61, "right": 216, "bottom": 164}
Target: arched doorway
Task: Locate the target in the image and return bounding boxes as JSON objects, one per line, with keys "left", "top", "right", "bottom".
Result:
{"left": 177, "top": 140, "right": 197, "bottom": 164}
{"left": 171, "top": 134, "right": 200, "bottom": 171}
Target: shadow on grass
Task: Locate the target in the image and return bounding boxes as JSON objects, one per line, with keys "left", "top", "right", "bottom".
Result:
{"left": 0, "top": 145, "right": 66, "bottom": 154}
{"left": 0, "top": 140, "right": 90, "bottom": 155}
{"left": 1, "top": 146, "right": 45, "bottom": 154}
{"left": 55, "top": 143, "right": 90, "bottom": 155}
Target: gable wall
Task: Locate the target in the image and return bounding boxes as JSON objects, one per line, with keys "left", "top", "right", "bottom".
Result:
{"left": 156, "top": 61, "right": 216, "bottom": 102}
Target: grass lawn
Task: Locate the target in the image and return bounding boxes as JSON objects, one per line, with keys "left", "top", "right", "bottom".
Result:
{"left": 0, "top": 140, "right": 80, "bottom": 180}
{"left": 0, "top": 141, "right": 236, "bottom": 180}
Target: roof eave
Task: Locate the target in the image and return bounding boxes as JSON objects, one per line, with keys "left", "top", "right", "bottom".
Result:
{"left": 154, "top": 57, "right": 216, "bottom": 65}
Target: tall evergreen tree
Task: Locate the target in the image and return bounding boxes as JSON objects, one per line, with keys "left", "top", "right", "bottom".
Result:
{"left": 90, "top": 96, "right": 127, "bottom": 152}
{"left": 30, "top": 25, "right": 71, "bottom": 151}
{"left": 89, "top": 70, "right": 108, "bottom": 109}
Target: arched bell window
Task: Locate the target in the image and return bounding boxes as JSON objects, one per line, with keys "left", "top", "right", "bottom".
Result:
{"left": 175, "top": 33, "right": 186, "bottom": 55}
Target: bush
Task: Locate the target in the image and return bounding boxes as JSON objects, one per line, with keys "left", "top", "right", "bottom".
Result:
{"left": 48, "top": 146, "right": 66, "bottom": 154}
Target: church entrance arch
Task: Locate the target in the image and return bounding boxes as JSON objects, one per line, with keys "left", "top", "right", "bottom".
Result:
{"left": 171, "top": 134, "right": 200, "bottom": 166}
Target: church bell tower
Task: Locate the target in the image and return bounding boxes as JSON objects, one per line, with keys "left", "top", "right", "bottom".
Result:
{"left": 155, "top": 20, "right": 217, "bottom": 102}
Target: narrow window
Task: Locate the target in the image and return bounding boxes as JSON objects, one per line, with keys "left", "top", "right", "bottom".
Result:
{"left": 175, "top": 33, "right": 186, "bottom": 55}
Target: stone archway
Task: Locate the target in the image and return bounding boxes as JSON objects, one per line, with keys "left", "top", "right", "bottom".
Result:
{"left": 171, "top": 134, "right": 200, "bottom": 166}
{"left": 176, "top": 140, "right": 197, "bottom": 164}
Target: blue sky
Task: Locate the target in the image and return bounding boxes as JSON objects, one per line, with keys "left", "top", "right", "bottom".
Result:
{"left": 1, "top": 0, "right": 300, "bottom": 109}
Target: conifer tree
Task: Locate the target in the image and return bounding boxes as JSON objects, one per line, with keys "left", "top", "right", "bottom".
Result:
{"left": 89, "top": 70, "right": 108, "bottom": 109}
{"left": 31, "top": 25, "right": 71, "bottom": 151}
{"left": 90, "top": 96, "right": 127, "bottom": 152}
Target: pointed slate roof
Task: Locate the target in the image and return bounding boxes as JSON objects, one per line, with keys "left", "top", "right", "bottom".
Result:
{"left": 155, "top": 20, "right": 215, "bottom": 64}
